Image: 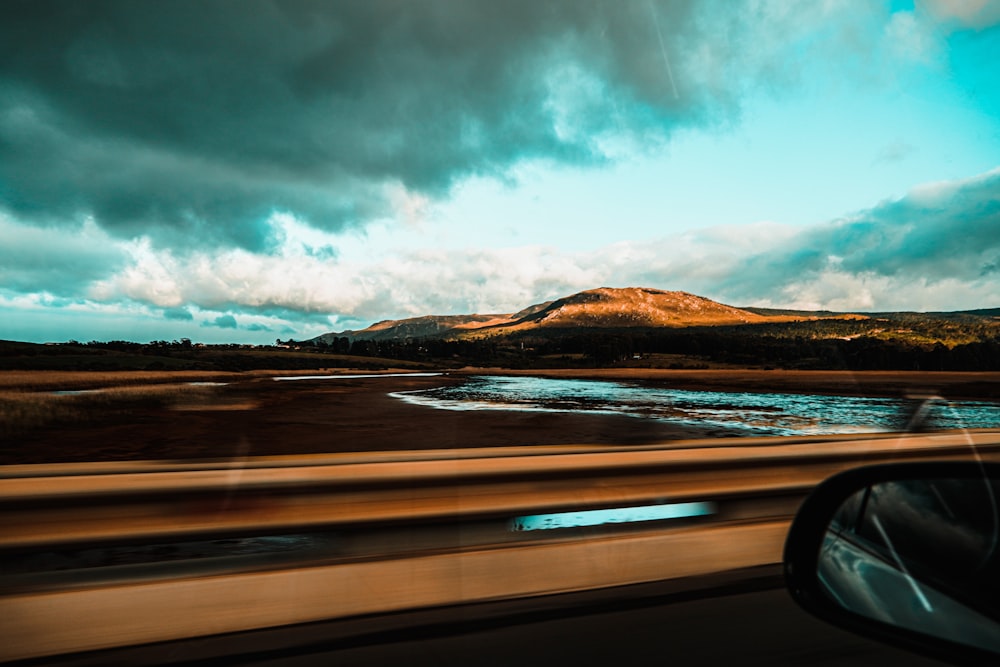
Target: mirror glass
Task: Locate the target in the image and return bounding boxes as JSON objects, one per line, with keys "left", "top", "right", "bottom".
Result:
{"left": 818, "top": 474, "right": 1000, "bottom": 654}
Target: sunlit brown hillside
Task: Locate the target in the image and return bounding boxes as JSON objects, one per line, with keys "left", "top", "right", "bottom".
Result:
{"left": 506, "top": 287, "right": 771, "bottom": 329}
{"left": 317, "top": 287, "right": 816, "bottom": 342}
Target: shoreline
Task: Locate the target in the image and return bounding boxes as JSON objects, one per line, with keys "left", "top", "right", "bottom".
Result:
{"left": 4, "top": 367, "right": 1000, "bottom": 399}
{"left": 2, "top": 369, "right": 999, "bottom": 465}
{"left": 0, "top": 373, "right": 721, "bottom": 465}
{"left": 455, "top": 368, "right": 1000, "bottom": 400}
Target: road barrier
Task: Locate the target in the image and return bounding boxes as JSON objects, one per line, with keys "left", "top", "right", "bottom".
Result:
{"left": 2, "top": 430, "right": 998, "bottom": 661}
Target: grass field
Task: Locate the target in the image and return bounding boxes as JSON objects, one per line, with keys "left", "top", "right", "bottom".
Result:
{"left": 3, "top": 367, "right": 999, "bottom": 464}
{"left": 0, "top": 370, "right": 240, "bottom": 391}
{"left": 0, "top": 381, "right": 227, "bottom": 439}
{"left": 0, "top": 367, "right": 420, "bottom": 439}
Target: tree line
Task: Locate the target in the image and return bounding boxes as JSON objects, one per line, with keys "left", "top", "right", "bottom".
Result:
{"left": 301, "top": 327, "right": 1000, "bottom": 371}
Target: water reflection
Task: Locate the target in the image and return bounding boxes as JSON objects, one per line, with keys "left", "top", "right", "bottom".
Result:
{"left": 393, "top": 376, "right": 1000, "bottom": 436}
{"left": 511, "top": 501, "right": 716, "bottom": 531}
{"left": 819, "top": 477, "right": 1000, "bottom": 653}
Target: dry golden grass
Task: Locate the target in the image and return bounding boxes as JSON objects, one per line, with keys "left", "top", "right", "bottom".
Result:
{"left": 0, "top": 368, "right": 427, "bottom": 436}
{"left": 0, "top": 368, "right": 423, "bottom": 392}
{"left": 0, "top": 382, "right": 225, "bottom": 438}
{"left": 0, "top": 370, "right": 240, "bottom": 392}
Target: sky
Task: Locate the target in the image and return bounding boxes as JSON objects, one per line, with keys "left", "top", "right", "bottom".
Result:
{"left": 1, "top": 0, "right": 999, "bottom": 344}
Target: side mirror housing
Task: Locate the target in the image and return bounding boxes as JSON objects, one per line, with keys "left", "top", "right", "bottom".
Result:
{"left": 784, "top": 461, "right": 1000, "bottom": 665}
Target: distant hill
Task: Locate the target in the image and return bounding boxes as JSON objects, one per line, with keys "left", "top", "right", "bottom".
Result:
{"left": 306, "top": 287, "right": 1000, "bottom": 362}
{"left": 499, "top": 287, "right": 774, "bottom": 329}
{"left": 314, "top": 314, "right": 515, "bottom": 345}
{"left": 7, "top": 287, "right": 999, "bottom": 372}
{"left": 311, "top": 287, "right": 854, "bottom": 343}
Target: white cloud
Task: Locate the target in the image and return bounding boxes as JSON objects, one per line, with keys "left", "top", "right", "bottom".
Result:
{"left": 81, "top": 160, "right": 999, "bottom": 327}
{"left": 384, "top": 184, "right": 433, "bottom": 230}
{"left": 7, "top": 163, "right": 1000, "bottom": 341}
{"left": 920, "top": 0, "right": 1000, "bottom": 30}
{"left": 90, "top": 239, "right": 183, "bottom": 307}
{"left": 885, "top": 11, "right": 940, "bottom": 63}
{"left": 777, "top": 272, "right": 1000, "bottom": 312}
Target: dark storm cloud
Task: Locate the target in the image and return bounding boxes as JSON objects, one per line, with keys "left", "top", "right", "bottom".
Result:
{"left": 718, "top": 169, "right": 1000, "bottom": 299}
{"left": 0, "top": 217, "right": 125, "bottom": 293}
{"left": 162, "top": 307, "right": 193, "bottom": 321}
{"left": 210, "top": 314, "right": 237, "bottom": 329}
{"left": 0, "top": 0, "right": 746, "bottom": 249}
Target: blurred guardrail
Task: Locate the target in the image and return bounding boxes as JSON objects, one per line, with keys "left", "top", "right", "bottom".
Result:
{"left": 2, "top": 430, "right": 999, "bottom": 662}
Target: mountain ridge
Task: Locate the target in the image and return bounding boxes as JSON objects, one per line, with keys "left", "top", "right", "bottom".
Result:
{"left": 311, "top": 287, "right": 861, "bottom": 344}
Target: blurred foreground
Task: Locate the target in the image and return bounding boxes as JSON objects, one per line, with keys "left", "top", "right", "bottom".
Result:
{"left": 2, "top": 431, "right": 997, "bottom": 662}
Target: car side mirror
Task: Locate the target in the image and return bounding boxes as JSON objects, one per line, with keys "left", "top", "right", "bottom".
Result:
{"left": 784, "top": 462, "right": 1000, "bottom": 665}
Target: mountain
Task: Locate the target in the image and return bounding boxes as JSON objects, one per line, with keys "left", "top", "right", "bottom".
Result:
{"left": 505, "top": 287, "right": 772, "bottom": 329}
{"left": 311, "top": 287, "right": 812, "bottom": 343}
{"left": 313, "top": 313, "right": 514, "bottom": 345}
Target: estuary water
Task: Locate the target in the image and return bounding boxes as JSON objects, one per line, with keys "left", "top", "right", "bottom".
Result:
{"left": 392, "top": 375, "right": 1000, "bottom": 436}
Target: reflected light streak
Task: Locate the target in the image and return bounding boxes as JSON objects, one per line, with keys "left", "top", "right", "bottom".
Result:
{"left": 510, "top": 501, "right": 716, "bottom": 531}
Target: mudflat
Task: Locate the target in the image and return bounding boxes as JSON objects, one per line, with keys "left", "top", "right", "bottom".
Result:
{"left": 2, "top": 369, "right": 998, "bottom": 464}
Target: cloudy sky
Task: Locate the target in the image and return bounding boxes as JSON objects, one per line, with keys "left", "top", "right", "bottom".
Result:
{"left": 2, "top": 0, "right": 999, "bottom": 344}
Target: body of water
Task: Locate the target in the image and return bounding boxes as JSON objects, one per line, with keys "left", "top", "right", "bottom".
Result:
{"left": 392, "top": 375, "right": 1000, "bottom": 436}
